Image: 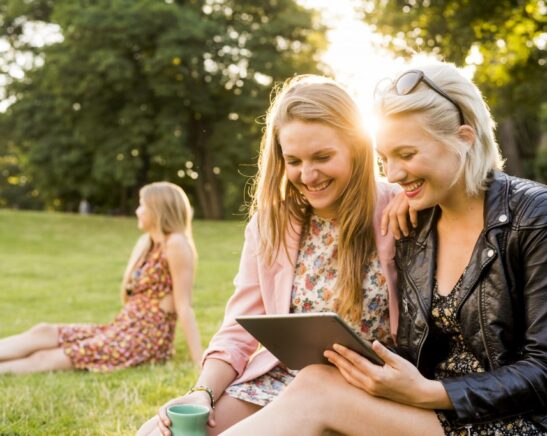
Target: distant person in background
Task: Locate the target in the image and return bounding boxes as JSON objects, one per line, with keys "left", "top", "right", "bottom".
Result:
{"left": 0, "top": 181, "right": 202, "bottom": 373}
{"left": 78, "top": 198, "right": 91, "bottom": 215}
{"left": 138, "top": 75, "right": 400, "bottom": 436}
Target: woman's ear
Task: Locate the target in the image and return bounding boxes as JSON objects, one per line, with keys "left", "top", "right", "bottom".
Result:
{"left": 458, "top": 124, "right": 476, "bottom": 149}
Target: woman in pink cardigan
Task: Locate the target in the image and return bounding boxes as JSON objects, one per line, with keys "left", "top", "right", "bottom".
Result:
{"left": 138, "top": 75, "right": 399, "bottom": 436}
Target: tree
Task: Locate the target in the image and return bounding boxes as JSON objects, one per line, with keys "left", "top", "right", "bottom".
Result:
{"left": 362, "top": 0, "right": 546, "bottom": 180}
{"left": 1, "top": 0, "right": 327, "bottom": 217}
{"left": 0, "top": 115, "right": 43, "bottom": 209}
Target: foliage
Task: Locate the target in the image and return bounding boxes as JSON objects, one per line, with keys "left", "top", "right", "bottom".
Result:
{"left": 0, "top": 209, "right": 244, "bottom": 434}
{"left": 362, "top": 0, "right": 546, "bottom": 180}
{"left": 534, "top": 103, "right": 547, "bottom": 183}
{"left": 0, "top": 0, "right": 327, "bottom": 218}
{"left": 0, "top": 145, "right": 44, "bottom": 210}
{"left": 0, "top": 115, "right": 44, "bottom": 209}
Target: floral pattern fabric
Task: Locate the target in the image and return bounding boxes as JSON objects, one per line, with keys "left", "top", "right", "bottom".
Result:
{"left": 432, "top": 282, "right": 540, "bottom": 435}
{"left": 226, "top": 215, "right": 391, "bottom": 406}
{"left": 58, "top": 244, "right": 177, "bottom": 372}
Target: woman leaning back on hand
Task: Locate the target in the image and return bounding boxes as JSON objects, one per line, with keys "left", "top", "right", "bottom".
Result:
{"left": 0, "top": 182, "right": 202, "bottom": 373}
{"left": 137, "top": 75, "right": 401, "bottom": 435}
{"left": 220, "top": 61, "right": 547, "bottom": 435}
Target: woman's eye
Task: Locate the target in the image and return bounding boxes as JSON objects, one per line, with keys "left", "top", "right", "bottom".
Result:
{"left": 316, "top": 155, "right": 330, "bottom": 162}
{"left": 400, "top": 153, "right": 414, "bottom": 160}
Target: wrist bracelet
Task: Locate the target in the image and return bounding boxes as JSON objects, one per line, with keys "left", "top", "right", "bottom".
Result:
{"left": 188, "top": 385, "right": 215, "bottom": 409}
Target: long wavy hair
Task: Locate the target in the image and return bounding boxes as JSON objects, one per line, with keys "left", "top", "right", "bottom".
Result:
{"left": 120, "top": 182, "right": 195, "bottom": 303}
{"left": 249, "top": 75, "right": 377, "bottom": 322}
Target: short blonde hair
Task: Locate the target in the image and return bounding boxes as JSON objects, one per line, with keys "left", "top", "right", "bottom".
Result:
{"left": 121, "top": 182, "right": 195, "bottom": 301}
{"left": 250, "top": 75, "right": 377, "bottom": 322}
{"left": 376, "top": 61, "right": 503, "bottom": 195}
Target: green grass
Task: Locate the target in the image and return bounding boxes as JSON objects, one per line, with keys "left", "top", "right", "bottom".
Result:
{"left": 0, "top": 209, "right": 245, "bottom": 435}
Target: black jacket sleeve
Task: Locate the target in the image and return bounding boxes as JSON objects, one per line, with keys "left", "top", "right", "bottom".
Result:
{"left": 441, "top": 195, "right": 547, "bottom": 425}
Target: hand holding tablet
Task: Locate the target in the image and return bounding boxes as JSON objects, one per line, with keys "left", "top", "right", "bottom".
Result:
{"left": 236, "top": 312, "right": 384, "bottom": 370}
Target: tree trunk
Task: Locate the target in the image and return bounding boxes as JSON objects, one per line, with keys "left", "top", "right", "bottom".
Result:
{"left": 136, "top": 145, "right": 151, "bottom": 190}
{"left": 498, "top": 118, "right": 524, "bottom": 177}
{"left": 189, "top": 118, "right": 223, "bottom": 220}
{"left": 120, "top": 185, "right": 128, "bottom": 215}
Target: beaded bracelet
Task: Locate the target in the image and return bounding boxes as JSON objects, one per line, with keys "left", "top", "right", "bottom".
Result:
{"left": 188, "top": 385, "right": 215, "bottom": 409}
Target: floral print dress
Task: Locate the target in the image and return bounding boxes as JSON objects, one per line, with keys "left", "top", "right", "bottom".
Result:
{"left": 226, "top": 215, "right": 392, "bottom": 406}
{"left": 57, "top": 243, "right": 177, "bottom": 372}
{"left": 432, "top": 279, "right": 541, "bottom": 435}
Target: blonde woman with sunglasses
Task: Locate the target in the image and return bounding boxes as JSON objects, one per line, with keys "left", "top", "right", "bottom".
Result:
{"left": 220, "top": 62, "right": 547, "bottom": 435}
{"left": 0, "top": 182, "right": 202, "bottom": 373}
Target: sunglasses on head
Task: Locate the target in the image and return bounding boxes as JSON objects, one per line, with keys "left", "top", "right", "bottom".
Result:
{"left": 375, "top": 70, "right": 465, "bottom": 125}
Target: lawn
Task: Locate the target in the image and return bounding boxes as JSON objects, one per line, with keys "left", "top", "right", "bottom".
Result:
{"left": 0, "top": 209, "right": 245, "bottom": 435}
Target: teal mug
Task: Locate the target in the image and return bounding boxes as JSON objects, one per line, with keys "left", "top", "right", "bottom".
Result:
{"left": 166, "top": 404, "right": 209, "bottom": 436}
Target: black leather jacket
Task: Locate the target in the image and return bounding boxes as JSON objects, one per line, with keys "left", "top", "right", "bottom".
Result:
{"left": 395, "top": 172, "right": 547, "bottom": 430}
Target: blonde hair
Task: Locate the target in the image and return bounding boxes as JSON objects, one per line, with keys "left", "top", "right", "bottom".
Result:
{"left": 250, "top": 75, "right": 377, "bottom": 322}
{"left": 376, "top": 61, "right": 503, "bottom": 195}
{"left": 120, "top": 182, "right": 195, "bottom": 302}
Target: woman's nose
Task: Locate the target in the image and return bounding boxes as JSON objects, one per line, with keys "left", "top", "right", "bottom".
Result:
{"left": 385, "top": 161, "right": 407, "bottom": 183}
{"left": 300, "top": 163, "right": 317, "bottom": 184}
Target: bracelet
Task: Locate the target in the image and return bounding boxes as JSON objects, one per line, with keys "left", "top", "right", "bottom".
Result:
{"left": 188, "top": 385, "right": 215, "bottom": 409}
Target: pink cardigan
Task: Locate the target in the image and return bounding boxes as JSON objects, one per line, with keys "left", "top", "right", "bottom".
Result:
{"left": 203, "top": 182, "right": 400, "bottom": 385}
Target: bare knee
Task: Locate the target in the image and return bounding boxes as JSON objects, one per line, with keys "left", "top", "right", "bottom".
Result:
{"left": 28, "top": 322, "right": 58, "bottom": 339}
{"left": 275, "top": 364, "right": 339, "bottom": 414}
{"left": 290, "top": 364, "right": 339, "bottom": 395}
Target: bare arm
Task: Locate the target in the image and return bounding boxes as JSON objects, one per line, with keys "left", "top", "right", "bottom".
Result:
{"left": 156, "top": 353, "right": 239, "bottom": 432}
{"left": 165, "top": 234, "right": 202, "bottom": 365}
{"left": 156, "top": 217, "right": 266, "bottom": 433}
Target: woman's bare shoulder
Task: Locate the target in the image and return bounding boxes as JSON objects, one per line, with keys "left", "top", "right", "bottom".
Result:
{"left": 165, "top": 233, "right": 193, "bottom": 260}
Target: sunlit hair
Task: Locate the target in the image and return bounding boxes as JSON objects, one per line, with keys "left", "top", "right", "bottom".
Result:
{"left": 120, "top": 182, "right": 195, "bottom": 302}
{"left": 376, "top": 61, "right": 503, "bottom": 195}
{"left": 250, "top": 75, "right": 377, "bottom": 322}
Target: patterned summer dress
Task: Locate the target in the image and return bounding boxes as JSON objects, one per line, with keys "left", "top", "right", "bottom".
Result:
{"left": 58, "top": 243, "right": 177, "bottom": 372}
{"left": 432, "top": 278, "right": 541, "bottom": 435}
{"left": 226, "top": 214, "right": 392, "bottom": 405}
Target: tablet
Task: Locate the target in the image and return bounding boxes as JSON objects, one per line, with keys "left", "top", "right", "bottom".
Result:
{"left": 236, "top": 312, "right": 384, "bottom": 370}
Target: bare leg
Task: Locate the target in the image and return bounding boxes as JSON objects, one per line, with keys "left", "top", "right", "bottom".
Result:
{"left": 0, "top": 323, "right": 59, "bottom": 361}
{"left": 0, "top": 348, "right": 72, "bottom": 374}
{"left": 208, "top": 394, "right": 261, "bottom": 435}
{"left": 221, "top": 365, "right": 444, "bottom": 436}
{"left": 136, "top": 393, "right": 261, "bottom": 436}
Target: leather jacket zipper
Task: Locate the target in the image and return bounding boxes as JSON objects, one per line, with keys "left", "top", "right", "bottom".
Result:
{"left": 477, "top": 283, "right": 495, "bottom": 369}
{"left": 456, "top": 255, "right": 496, "bottom": 370}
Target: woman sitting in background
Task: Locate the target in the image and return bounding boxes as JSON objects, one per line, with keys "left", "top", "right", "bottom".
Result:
{"left": 0, "top": 181, "right": 202, "bottom": 373}
{"left": 220, "top": 61, "right": 547, "bottom": 435}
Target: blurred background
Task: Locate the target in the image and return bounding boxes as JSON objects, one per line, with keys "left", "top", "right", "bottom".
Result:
{"left": 0, "top": 0, "right": 545, "bottom": 219}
